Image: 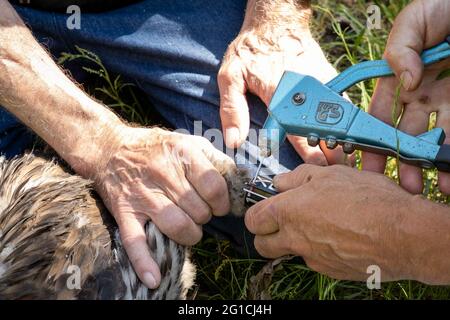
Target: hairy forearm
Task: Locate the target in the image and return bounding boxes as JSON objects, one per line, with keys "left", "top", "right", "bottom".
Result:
{"left": 0, "top": 0, "right": 123, "bottom": 178}
{"left": 237, "top": 0, "right": 313, "bottom": 52}
{"left": 401, "top": 196, "right": 450, "bottom": 284}
{"left": 243, "top": 0, "right": 312, "bottom": 33}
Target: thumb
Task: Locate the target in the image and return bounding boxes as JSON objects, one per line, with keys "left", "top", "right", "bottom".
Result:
{"left": 384, "top": 0, "right": 450, "bottom": 91}
{"left": 273, "top": 164, "right": 322, "bottom": 192}
{"left": 218, "top": 60, "right": 250, "bottom": 148}
{"left": 384, "top": 6, "right": 425, "bottom": 91}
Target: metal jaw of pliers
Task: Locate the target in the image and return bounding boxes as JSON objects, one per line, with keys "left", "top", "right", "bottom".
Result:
{"left": 245, "top": 36, "right": 450, "bottom": 205}
{"left": 243, "top": 174, "right": 277, "bottom": 206}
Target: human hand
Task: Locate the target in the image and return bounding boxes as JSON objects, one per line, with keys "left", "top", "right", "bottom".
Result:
{"left": 218, "top": 0, "right": 347, "bottom": 165}
{"left": 93, "top": 126, "right": 235, "bottom": 289}
{"left": 362, "top": 0, "right": 450, "bottom": 194}
{"left": 245, "top": 164, "right": 420, "bottom": 281}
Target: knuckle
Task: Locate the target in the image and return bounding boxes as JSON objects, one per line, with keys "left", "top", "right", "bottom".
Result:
{"left": 169, "top": 219, "right": 190, "bottom": 236}
{"left": 178, "top": 193, "right": 212, "bottom": 225}
{"left": 121, "top": 236, "right": 132, "bottom": 248}
{"left": 219, "top": 65, "right": 243, "bottom": 87}
{"left": 384, "top": 47, "right": 405, "bottom": 71}
{"left": 194, "top": 207, "right": 212, "bottom": 225}
{"left": 254, "top": 237, "right": 268, "bottom": 257}
{"left": 383, "top": 47, "right": 395, "bottom": 61}
{"left": 121, "top": 234, "right": 143, "bottom": 249}
{"left": 166, "top": 216, "right": 202, "bottom": 245}
{"left": 196, "top": 136, "right": 213, "bottom": 148}
{"left": 129, "top": 255, "right": 146, "bottom": 270}
{"left": 202, "top": 186, "right": 222, "bottom": 204}
{"left": 220, "top": 102, "right": 240, "bottom": 119}
{"left": 201, "top": 174, "right": 226, "bottom": 202}
{"left": 383, "top": 45, "right": 401, "bottom": 64}
{"left": 218, "top": 67, "right": 232, "bottom": 84}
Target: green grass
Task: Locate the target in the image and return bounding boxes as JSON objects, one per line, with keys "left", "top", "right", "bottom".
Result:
{"left": 59, "top": 0, "right": 450, "bottom": 300}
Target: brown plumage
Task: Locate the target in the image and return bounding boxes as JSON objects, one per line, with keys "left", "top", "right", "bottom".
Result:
{"left": 0, "top": 153, "right": 251, "bottom": 299}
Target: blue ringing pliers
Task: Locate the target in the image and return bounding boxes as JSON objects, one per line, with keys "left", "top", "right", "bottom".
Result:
{"left": 244, "top": 37, "right": 450, "bottom": 205}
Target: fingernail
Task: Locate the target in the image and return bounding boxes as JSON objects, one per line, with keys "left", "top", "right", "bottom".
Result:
{"left": 143, "top": 272, "right": 157, "bottom": 289}
{"left": 400, "top": 71, "right": 412, "bottom": 91}
{"left": 226, "top": 127, "right": 240, "bottom": 146}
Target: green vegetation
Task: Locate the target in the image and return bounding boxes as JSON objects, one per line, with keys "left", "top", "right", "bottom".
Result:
{"left": 59, "top": 0, "right": 450, "bottom": 299}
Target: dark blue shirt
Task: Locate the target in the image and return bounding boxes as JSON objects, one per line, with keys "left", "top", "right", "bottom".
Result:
{"left": 9, "top": 0, "right": 142, "bottom": 12}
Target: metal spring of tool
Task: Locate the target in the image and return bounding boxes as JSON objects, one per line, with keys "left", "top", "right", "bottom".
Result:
{"left": 243, "top": 159, "right": 278, "bottom": 206}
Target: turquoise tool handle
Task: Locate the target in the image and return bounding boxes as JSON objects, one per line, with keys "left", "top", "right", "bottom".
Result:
{"left": 326, "top": 38, "right": 450, "bottom": 94}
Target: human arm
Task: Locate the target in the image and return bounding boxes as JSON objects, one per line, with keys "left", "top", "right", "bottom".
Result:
{"left": 245, "top": 165, "right": 450, "bottom": 285}
{"left": 0, "top": 0, "right": 234, "bottom": 289}
{"left": 218, "top": 0, "right": 346, "bottom": 165}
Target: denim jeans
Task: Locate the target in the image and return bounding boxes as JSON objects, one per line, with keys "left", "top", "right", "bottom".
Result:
{"left": 2, "top": 0, "right": 304, "bottom": 257}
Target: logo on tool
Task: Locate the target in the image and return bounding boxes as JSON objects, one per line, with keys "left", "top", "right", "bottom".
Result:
{"left": 315, "top": 102, "right": 343, "bottom": 125}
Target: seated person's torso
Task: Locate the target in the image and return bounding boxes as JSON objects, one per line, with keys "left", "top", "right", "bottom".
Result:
{"left": 10, "top": 0, "right": 143, "bottom": 12}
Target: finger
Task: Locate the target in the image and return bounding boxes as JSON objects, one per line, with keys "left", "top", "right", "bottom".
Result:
{"left": 436, "top": 110, "right": 450, "bottom": 194}
{"left": 185, "top": 147, "right": 230, "bottom": 216}
{"left": 399, "top": 77, "right": 450, "bottom": 194}
{"left": 384, "top": 0, "right": 450, "bottom": 91}
{"left": 143, "top": 191, "right": 203, "bottom": 246}
{"left": 362, "top": 77, "right": 397, "bottom": 173}
{"left": 246, "top": 185, "right": 308, "bottom": 236}
{"left": 174, "top": 182, "right": 212, "bottom": 225}
{"left": 287, "top": 135, "right": 328, "bottom": 166}
{"left": 362, "top": 152, "right": 387, "bottom": 175}
{"left": 397, "top": 104, "right": 429, "bottom": 194}
{"left": 144, "top": 150, "right": 212, "bottom": 225}
{"left": 245, "top": 197, "right": 280, "bottom": 235}
{"left": 319, "top": 141, "right": 349, "bottom": 165}
{"left": 272, "top": 164, "right": 323, "bottom": 192}
{"left": 384, "top": 10, "right": 424, "bottom": 90}
{"left": 117, "top": 214, "right": 161, "bottom": 289}
{"left": 254, "top": 233, "right": 291, "bottom": 259}
{"left": 218, "top": 59, "right": 250, "bottom": 148}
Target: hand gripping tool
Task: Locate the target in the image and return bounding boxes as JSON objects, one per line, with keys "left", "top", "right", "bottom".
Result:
{"left": 244, "top": 37, "right": 450, "bottom": 205}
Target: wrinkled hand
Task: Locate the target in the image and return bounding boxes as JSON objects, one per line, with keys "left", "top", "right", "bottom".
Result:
{"left": 94, "top": 126, "right": 235, "bottom": 289}
{"left": 218, "top": 28, "right": 347, "bottom": 165}
{"left": 362, "top": 0, "right": 450, "bottom": 194}
{"left": 245, "top": 165, "right": 418, "bottom": 281}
